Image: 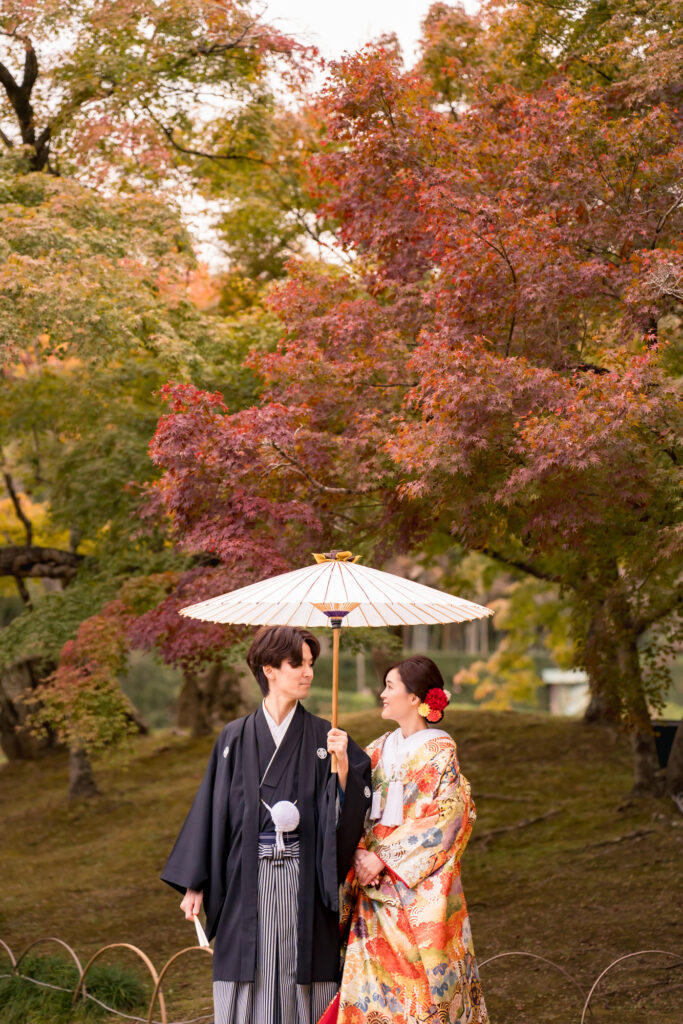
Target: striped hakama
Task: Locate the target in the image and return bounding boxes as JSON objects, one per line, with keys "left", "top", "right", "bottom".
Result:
{"left": 213, "top": 837, "right": 337, "bottom": 1024}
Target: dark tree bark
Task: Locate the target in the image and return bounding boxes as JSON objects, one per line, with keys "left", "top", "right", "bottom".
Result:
{"left": 3, "top": 472, "right": 32, "bottom": 546}
{"left": 581, "top": 603, "right": 623, "bottom": 724}
{"left": 0, "top": 545, "right": 82, "bottom": 581}
{"left": 583, "top": 690, "right": 616, "bottom": 724}
{"left": 68, "top": 745, "right": 100, "bottom": 799}
{"left": 0, "top": 35, "right": 52, "bottom": 172}
{"left": 630, "top": 717, "right": 664, "bottom": 797}
{"left": 0, "top": 659, "right": 61, "bottom": 760}
{"left": 176, "top": 663, "right": 247, "bottom": 736}
{"left": 617, "top": 624, "right": 663, "bottom": 797}
{"left": 125, "top": 704, "right": 149, "bottom": 735}
{"left": 665, "top": 718, "right": 683, "bottom": 813}
{"left": 581, "top": 590, "right": 663, "bottom": 795}
{"left": 176, "top": 668, "right": 213, "bottom": 737}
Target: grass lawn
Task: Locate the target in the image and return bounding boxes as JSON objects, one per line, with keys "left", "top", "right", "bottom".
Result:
{"left": 0, "top": 709, "right": 681, "bottom": 1023}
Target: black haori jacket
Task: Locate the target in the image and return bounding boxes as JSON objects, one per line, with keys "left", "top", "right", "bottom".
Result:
{"left": 161, "top": 703, "right": 371, "bottom": 983}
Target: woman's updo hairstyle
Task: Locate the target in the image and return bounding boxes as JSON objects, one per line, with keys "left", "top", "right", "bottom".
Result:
{"left": 384, "top": 655, "right": 450, "bottom": 723}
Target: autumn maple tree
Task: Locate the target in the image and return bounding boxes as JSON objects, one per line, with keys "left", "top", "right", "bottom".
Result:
{"left": 147, "top": 4, "right": 682, "bottom": 795}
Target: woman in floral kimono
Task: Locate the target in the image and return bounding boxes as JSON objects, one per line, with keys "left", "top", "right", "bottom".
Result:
{"left": 335, "top": 655, "right": 488, "bottom": 1024}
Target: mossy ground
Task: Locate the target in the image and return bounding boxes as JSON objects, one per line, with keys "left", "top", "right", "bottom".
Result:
{"left": 1, "top": 710, "right": 681, "bottom": 1023}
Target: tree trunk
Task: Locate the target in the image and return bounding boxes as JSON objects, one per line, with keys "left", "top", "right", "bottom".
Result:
{"left": 0, "top": 659, "right": 62, "bottom": 760}
{"left": 124, "top": 704, "right": 149, "bottom": 736}
{"left": 618, "top": 636, "right": 663, "bottom": 797}
{"left": 665, "top": 717, "right": 683, "bottom": 812}
{"left": 68, "top": 746, "right": 100, "bottom": 799}
{"left": 630, "top": 720, "right": 664, "bottom": 797}
{"left": 176, "top": 662, "right": 247, "bottom": 736}
{"left": 583, "top": 690, "right": 616, "bottom": 725}
{"left": 581, "top": 592, "right": 663, "bottom": 796}
{"left": 176, "top": 668, "right": 213, "bottom": 736}
{"left": 581, "top": 606, "right": 622, "bottom": 725}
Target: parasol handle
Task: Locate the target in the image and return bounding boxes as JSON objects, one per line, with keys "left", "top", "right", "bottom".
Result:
{"left": 331, "top": 625, "right": 340, "bottom": 773}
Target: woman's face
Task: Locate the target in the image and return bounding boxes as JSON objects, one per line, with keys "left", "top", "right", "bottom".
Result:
{"left": 264, "top": 641, "right": 315, "bottom": 703}
{"left": 380, "top": 667, "right": 420, "bottom": 724}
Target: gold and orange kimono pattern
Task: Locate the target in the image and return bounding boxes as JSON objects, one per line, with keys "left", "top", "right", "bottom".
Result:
{"left": 337, "top": 732, "right": 488, "bottom": 1024}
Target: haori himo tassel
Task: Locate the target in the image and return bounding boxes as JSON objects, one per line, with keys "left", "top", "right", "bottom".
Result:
{"left": 369, "top": 780, "right": 404, "bottom": 826}
{"left": 370, "top": 788, "right": 382, "bottom": 819}
{"left": 263, "top": 798, "right": 300, "bottom": 853}
{"left": 380, "top": 780, "right": 404, "bottom": 826}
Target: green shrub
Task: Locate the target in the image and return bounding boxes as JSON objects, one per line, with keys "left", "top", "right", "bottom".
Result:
{"left": 0, "top": 954, "right": 147, "bottom": 1023}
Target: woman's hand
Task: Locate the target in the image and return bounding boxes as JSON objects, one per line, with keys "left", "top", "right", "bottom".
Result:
{"left": 327, "top": 727, "right": 349, "bottom": 791}
{"left": 353, "top": 848, "right": 384, "bottom": 886}
{"left": 180, "top": 888, "right": 203, "bottom": 921}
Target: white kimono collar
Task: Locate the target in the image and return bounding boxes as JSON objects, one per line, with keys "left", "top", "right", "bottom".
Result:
{"left": 372, "top": 727, "right": 451, "bottom": 827}
{"left": 381, "top": 726, "right": 451, "bottom": 777}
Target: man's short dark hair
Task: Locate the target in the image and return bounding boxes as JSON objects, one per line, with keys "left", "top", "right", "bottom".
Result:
{"left": 246, "top": 625, "right": 321, "bottom": 696}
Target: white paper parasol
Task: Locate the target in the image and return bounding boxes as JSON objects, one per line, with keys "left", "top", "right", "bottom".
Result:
{"left": 180, "top": 550, "right": 493, "bottom": 767}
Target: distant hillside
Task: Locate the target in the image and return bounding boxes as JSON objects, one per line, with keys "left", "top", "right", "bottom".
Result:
{"left": 1, "top": 710, "right": 681, "bottom": 1023}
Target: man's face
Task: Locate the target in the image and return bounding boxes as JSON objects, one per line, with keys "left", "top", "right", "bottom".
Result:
{"left": 264, "top": 641, "right": 315, "bottom": 703}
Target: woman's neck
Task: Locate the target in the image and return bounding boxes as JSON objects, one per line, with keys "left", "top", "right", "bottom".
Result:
{"left": 264, "top": 693, "right": 297, "bottom": 725}
{"left": 398, "top": 715, "right": 428, "bottom": 739}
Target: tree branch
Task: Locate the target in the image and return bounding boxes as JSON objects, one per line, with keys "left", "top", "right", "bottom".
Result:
{"left": 505, "top": 309, "right": 516, "bottom": 358}
{"left": 565, "top": 54, "right": 615, "bottom": 83}
{"left": 184, "top": 20, "right": 258, "bottom": 60}
{"left": 267, "top": 442, "right": 360, "bottom": 494}
{"left": 0, "top": 34, "right": 50, "bottom": 168}
{"left": 473, "top": 808, "right": 561, "bottom": 849}
{"left": 651, "top": 195, "right": 683, "bottom": 250}
{"left": 0, "top": 58, "right": 20, "bottom": 104}
{"left": 378, "top": 88, "right": 397, "bottom": 135}
{"left": 633, "top": 588, "right": 683, "bottom": 632}
{"left": 3, "top": 472, "right": 33, "bottom": 546}
{"left": 156, "top": 119, "right": 270, "bottom": 167}
{"left": 477, "top": 545, "right": 563, "bottom": 585}
{"left": 567, "top": 361, "right": 610, "bottom": 375}
{"left": 363, "top": 381, "right": 419, "bottom": 389}
{"left": 583, "top": 827, "right": 655, "bottom": 849}
{"left": 13, "top": 573, "right": 32, "bottom": 608}
{"left": 22, "top": 38, "right": 38, "bottom": 96}
{"left": 0, "top": 545, "right": 82, "bottom": 581}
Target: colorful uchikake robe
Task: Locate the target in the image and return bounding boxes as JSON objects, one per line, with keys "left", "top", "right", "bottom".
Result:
{"left": 337, "top": 731, "right": 488, "bottom": 1024}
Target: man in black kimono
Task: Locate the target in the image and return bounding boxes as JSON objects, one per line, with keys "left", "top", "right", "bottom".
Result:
{"left": 161, "top": 625, "right": 371, "bottom": 1024}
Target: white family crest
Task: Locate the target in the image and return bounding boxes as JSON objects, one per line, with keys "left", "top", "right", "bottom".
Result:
{"left": 223, "top": 745, "right": 230, "bottom": 758}
{"left": 316, "top": 747, "right": 328, "bottom": 760}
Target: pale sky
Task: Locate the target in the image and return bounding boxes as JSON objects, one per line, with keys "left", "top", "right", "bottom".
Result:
{"left": 263, "top": 1, "right": 480, "bottom": 64}
{"left": 191, "top": 2, "right": 481, "bottom": 265}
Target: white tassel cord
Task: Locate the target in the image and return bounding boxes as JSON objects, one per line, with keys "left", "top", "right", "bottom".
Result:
{"left": 380, "top": 780, "right": 404, "bottom": 826}
{"left": 370, "top": 789, "right": 382, "bottom": 820}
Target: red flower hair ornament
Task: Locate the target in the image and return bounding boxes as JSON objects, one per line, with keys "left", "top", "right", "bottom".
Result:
{"left": 417, "top": 687, "right": 450, "bottom": 723}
